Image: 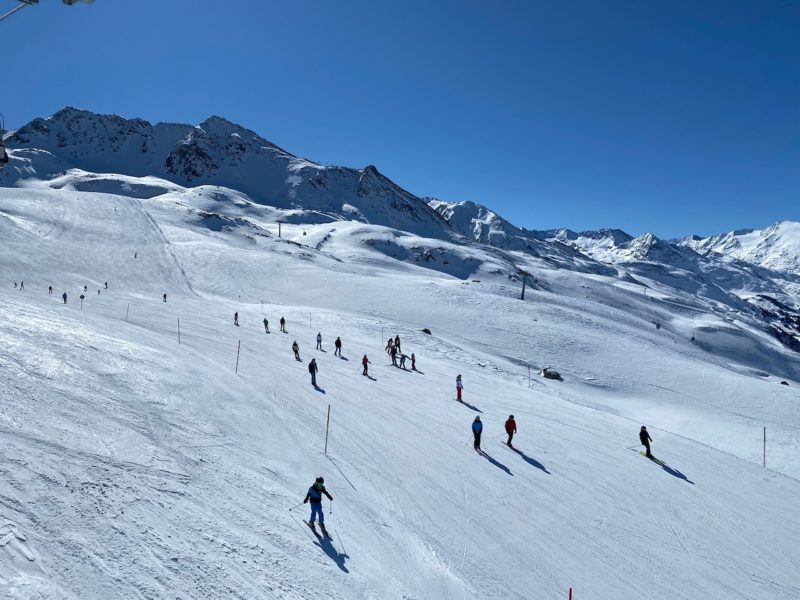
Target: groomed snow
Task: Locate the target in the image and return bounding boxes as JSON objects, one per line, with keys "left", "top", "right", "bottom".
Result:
{"left": 1, "top": 183, "right": 799, "bottom": 599}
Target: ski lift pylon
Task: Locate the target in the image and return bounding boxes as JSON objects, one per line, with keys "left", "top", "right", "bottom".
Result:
{"left": 1, "top": 0, "right": 94, "bottom": 24}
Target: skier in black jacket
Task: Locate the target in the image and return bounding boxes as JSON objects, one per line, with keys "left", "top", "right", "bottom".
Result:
{"left": 640, "top": 426, "right": 653, "bottom": 459}
{"left": 303, "top": 476, "right": 333, "bottom": 530}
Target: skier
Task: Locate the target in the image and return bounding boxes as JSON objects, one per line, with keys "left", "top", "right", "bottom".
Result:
{"left": 19, "top": 281, "right": 24, "bottom": 290}
{"left": 97, "top": 289, "right": 101, "bottom": 295}
{"left": 303, "top": 476, "right": 333, "bottom": 531}
{"left": 309, "top": 358, "right": 318, "bottom": 387}
{"left": 134, "top": 252, "right": 137, "bottom": 259}
{"left": 104, "top": 282, "right": 108, "bottom": 289}
{"left": 334, "top": 337, "right": 342, "bottom": 357}
{"left": 411, "top": 353, "right": 416, "bottom": 371}
{"left": 640, "top": 426, "right": 653, "bottom": 459}
{"left": 13, "top": 282, "right": 16, "bottom": 288}
{"left": 385, "top": 338, "right": 394, "bottom": 354}
{"left": 62, "top": 291, "right": 67, "bottom": 304}
{"left": 399, "top": 353, "right": 407, "bottom": 369}
{"left": 505, "top": 415, "right": 517, "bottom": 447}
{"left": 390, "top": 344, "right": 398, "bottom": 367}
{"left": 394, "top": 335, "right": 401, "bottom": 353}
{"left": 316, "top": 332, "right": 322, "bottom": 351}
{"left": 48, "top": 286, "right": 53, "bottom": 295}
{"left": 456, "top": 374, "right": 463, "bottom": 401}
{"left": 292, "top": 341, "right": 300, "bottom": 361}
{"left": 163, "top": 292, "right": 167, "bottom": 303}
{"left": 83, "top": 285, "right": 87, "bottom": 292}
{"left": 263, "top": 318, "right": 270, "bottom": 333}
{"left": 362, "top": 354, "right": 371, "bottom": 376}
{"left": 234, "top": 312, "right": 239, "bottom": 326}
{"left": 280, "top": 316, "right": 286, "bottom": 333}
{"left": 472, "top": 416, "right": 483, "bottom": 451}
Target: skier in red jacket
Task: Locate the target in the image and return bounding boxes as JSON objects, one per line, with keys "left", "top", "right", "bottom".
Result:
{"left": 505, "top": 415, "right": 517, "bottom": 447}
{"left": 362, "top": 355, "right": 371, "bottom": 376}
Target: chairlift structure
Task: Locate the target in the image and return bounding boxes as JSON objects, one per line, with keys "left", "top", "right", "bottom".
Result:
{"left": 0, "top": 114, "right": 8, "bottom": 169}
{"left": 1, "top": 0, "right": 93, "bottom": 24}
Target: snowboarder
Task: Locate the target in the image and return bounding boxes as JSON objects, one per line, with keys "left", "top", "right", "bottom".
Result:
{"left": 303, "top": 476, "right": 333, "bottom": 530}
{"left": 390, "top": 344, "right": 398, "bottom": 367}
{"left": 263, "top": 318, "right": 270, "bottom": 333}
{"left": 309, "top": 358, "right": 318, "bottom": 386}
{"left": 234, "top": 312, "right": 239, "bottom": 326}
{"left": 292, "top": 341, "right": 300, "bottom": 361}
{"left": 385, "top": 338, "right": 394, "bottom": 354}
{"left": 399, "top": 354, "right": 407, "bottom": 369}
{"left": 505, "top": 415, "right": 517, "bottom": 447}
{"left": 394, "top": 335, "right": 401, "bottom": 353}
{"left": 334, "top": 337, "right": 342, "bottom": 357}
{"left": 472, "top": 416, "right": 483, "bottom": 451}
{"left": 411, "top": 353, "right": 416, "bottom": 371}
{"left": 62, "top": 292, "right": 67, "bottom": 304}
{"left": 362, "top": 354, "right": 371, "bottom": 376}
{"left": 163, "top": 292, "right": 167, "bottom": 303}
{"left": 456, "top": 374, "right": 463, "bottom": 401}
{"left": 316, "top": 332, "right": 322, "bottom": 350}
{"left": 640, "top": 426, "right": 653, "bottom": 459}
{"left": 280, "top": 316, "right": 286, "bottom": 333}
{"left": 48, "top": 286, "right": 53, "bottom": 295}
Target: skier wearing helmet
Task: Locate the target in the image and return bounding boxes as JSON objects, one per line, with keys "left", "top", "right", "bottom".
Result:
{"left": 472, "top": 416, "right": 483, "bottom": 451}
{"left": 303, "top": 476, "right": 333, "bottom": 531}
{"left": 505, "top": 415, "right": 517, "bottom": 447}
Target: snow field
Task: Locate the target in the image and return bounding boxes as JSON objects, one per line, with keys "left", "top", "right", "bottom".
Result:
{"left": 0, "top": 186, "right": 799, "bottom": 599}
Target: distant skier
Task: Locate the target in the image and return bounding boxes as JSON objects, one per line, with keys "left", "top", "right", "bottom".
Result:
{"left": 472, "top": 416, "right": 483, "bottom": 451}
{"left": 385, "top": 338, "right": 394, "bottom": 354}
{"left": 303, "top": 476, "right": 333, "bottom": 531}
{"left": 362, "top": 354, "right": 371, "bottom": 376}
{"left": 62, "top": 291, "right": 67, "bottom": 304}
{"left": 48, "top": 286, "right": 53, "bottom": 295}
{"left": 505, "top": 415, "right": 517, "bottom": 447}
{"left": 390, "top": 344, "right": 398, "bottom": 367}
{"left": 316, "top": 332, "right": 322, "bottom": 350}
{"left": 163, "top": 292, "right": 167, "bottom": 303}
{"left": 234, "top": 312, "right": 239, "bottom": 326}
{"left": 394, "top": 335, "right": 401, "bottom": 353}
{"left": 334, "top": 337, "right": 342, "bottom": 357}
{"left": 640, "top": 426, "right": 653, "bottom": 458}
{"left": 104, "top": 282, "right": 108, "bottom": 289}
{"left": 399, "top": 353, "right": 407, "bottom": 369}
{"left": 309, "top": 358, "right": 318, "bottom": 387}
{"left": 134, "top": 252, "right": 137, "bottom": 259}
{"left": 411, "top": 353, "right": 416, "bottom": 371}
{"left": 292, "top": 341, "right": 300, "bottom": 361}
{"left": 13, "top": 282, "right": 16, "bottom": 288}
{"left": 263, "top": 318, "right": 270, "bottom": 333}
{"left": 97, "top": 289, "right": 101, "bottom": 295}
{"left": 280, "top": 316, "right": 286, "bottom": 333}
{"left": 456, "top": 374, "right": 463, "bottom": 401}
{"left": 83, "top": 285, "right": 87, "bottom": 292}
{"left": 19, "top": 281, "right": 24, "bottom": 290}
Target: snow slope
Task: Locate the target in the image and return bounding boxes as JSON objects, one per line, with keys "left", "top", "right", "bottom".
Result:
{"left": 1, "top": 181, "right": 800, "bottom": 599}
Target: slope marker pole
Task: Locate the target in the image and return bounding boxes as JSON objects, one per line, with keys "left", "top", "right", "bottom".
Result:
{"left": 177, "top": 318, "right": 181, "bottom": 345}
{"left": 125, "top": 303, "right": 130, "bottom": 323}
{"left": 763, "top": 426, "right": 766, "bottom": 468}
{"left": 528, "top": 364, "right": 531, "bottom": 388}
{"left": 235, "top": 340, "right": 241, "bottom": 374}
{"left": 568, "top": 587, "right": 573, "bottom": 600}
{"left": 324, "top": 404, "right": 331, "bottom": 454}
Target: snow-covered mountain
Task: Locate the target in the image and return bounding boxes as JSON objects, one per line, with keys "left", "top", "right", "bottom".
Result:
{"left": 677, "top": 221, "right": 800, "bottom": 275}
{"left": 3, "top": 107, "right": 451, "bottom": 238}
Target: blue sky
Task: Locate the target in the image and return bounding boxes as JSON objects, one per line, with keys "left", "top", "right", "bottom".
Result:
{"left": 2, "top": 0, "right": 798, "bottom": 237}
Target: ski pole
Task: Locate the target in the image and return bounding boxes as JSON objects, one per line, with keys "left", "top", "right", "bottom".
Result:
{"left": 329, "top": 498, "right": 333, "bottom": 515}
{"left": 288, "top": 502, "right": 305, "bottom": 512}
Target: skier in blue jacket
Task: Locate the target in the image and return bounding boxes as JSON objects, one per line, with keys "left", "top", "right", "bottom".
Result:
{"left": 304, "top": 477, "right": 333, "bottom": 530}
{"left": 472, "top": 416, "right": 483, "bottom": 451}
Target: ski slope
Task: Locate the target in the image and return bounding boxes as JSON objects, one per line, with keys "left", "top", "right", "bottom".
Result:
{"left": 1, "top": 183, "right": 799, "bottom": 599}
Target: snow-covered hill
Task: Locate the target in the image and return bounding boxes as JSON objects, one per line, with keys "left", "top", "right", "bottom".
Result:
{"left": 1, "top": 109, "right": 800, "bottom": 599}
